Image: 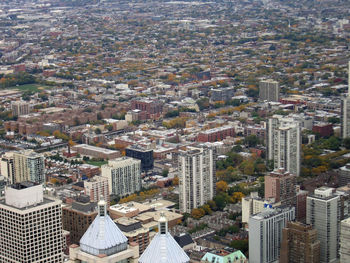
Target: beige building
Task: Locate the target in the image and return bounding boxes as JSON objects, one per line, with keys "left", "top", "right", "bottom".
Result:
{"left": 0, "top": 182, "right": 63, "bottom": 263}
{"left": 340, "top": 217, "right": 350, "bottom": 262}
{"left": 72, "top": 144, "right": 120, "bottom": 160}
{"left": 13, "top": 150, "right": 45, "bottom": 183}
{"left": 11, "top": 100, "right": 31, "bottom": 116}
{"left": 0, "top": 152, "right": 15, "bottom": 184}
{"left": 101, "top": 157, "right": 141, "bottom": 197}
{"left": 84, "top": 176, "right": 110, "bottom": 205}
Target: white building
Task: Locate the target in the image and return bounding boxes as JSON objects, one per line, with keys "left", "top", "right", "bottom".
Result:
{"left": 307, "top": 187, "right": 340, "bottom": 263}
{"left": 11, "top": 100, "right": 31, "bottom": 116}
{"left": 101, "top": 157, "right": 141, "bottom": 197}
{"left": 84, "top": 176, "right": 110, "bottom": 205}
{"left": 178, "top": 146, "right": 215, "bottom": 213}
{"left": 13, "top": 150, "right": 45, "bottom": 184}
{"left": 341, "top": 61, "right": 350, "bottom": 139}
{"left": 0, "top": 182, "right": 63, "bottom": 262}
{"left": 259, "top": 79, "right": 279, "bottom": 102}
{"left": 267, "top": 115, "right": 301, "bottom": 176}
{"left": 340, "top": 217, "right": 350, "bottom": 263}
{"left": 249, "top": 206, "right": 295, "bottom": 263}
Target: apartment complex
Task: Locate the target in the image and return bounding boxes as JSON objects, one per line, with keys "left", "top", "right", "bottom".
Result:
{"left": 267, "top": 115, "right": 301, "bottom": 176}
{"left": 178, "top": 146, "right": 215, "bottom": 213}
{"left": 0, "top": 182, "right": 63, "bottom": 263}
{"left": 101, "top": 157, "right": 141, "bottom": 197}
{"left": 280, "top": 221, "right": 320, "bottom": 263}
{"left": 84, "top": 176, "right": 110, "bottom": 205}
{"left": 13, "top": 150, "right": 45, "bottom": 183}
{"left": 341, "top": 62, "right": 350, "bottom": 139}
{"left": 11, "top": 100, "right": 31, "bottom": 116}
{"left": 197, "top": 125, "right": 235, "bottom": 143}
{"left": 249, "top": 206, "right": 295, "bottom": 263}
{"left": 340, "top": 217, "right": 350, "bottom": 262}
{"left": 62, "top": 195, "right": 97, "bottom": 245}
{"left": 72, "top": 144, "right": 120, "bottom": 160}
{"left": 265, "top": 168, "right": 296, "bottom": 204}
{"left": 259, "top": 79, "right": 280, "bottom": 102}
{"left": 306, "top": 187, "right": 340, "bottom": 263}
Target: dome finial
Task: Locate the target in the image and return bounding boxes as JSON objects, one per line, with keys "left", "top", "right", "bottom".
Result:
{"left": 158, "top": 211, "right": 168, "bottom": 234}
{"left": 98, "top": 195, "right": 107, "bottom": 216}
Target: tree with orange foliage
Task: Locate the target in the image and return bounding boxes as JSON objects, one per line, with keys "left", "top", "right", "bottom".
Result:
{"left": 216, "top": 180, "right": 228, "bottom": 193}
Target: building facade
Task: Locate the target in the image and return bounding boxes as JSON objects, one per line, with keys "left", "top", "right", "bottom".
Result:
{"left": 341, "top": 61, "right": 350, "bottom": 139}
{"left": 178, "top": 146, "right": 215, "bottom": 213}
{"left": 0, "top": 182, "right": 63, "bottom": 263}
{"left": 62, "top": 195, "right": 97, "bottom": 245}
{"left": 13, "top": 150, "right": 45, "bottom": 183}
{"left": 280, "top": 221, "right": 320, "bottom": 263}
{"left": 267, "top": 115, "right": 301, "bottom": 176}
{"left": 249, "top": 206, "right": 295, "bottom": 263}
{"left": 340, "top": 217, "right": 350, "bottom": 263}
{"left": 197, "top": 125, "right": 235, "bottom": 143}
{"left": 84, "top": 176, "right": 110, "bottom": 205}
{"left": 11, "top": 100, "right": 31, "bottom": 116}
{"left": 259, "top": 79, "right": 279, "bottom": 102}
{"left": 306, "top": 187, "right": 340, "bottom": 263}
{"left": 125, "top": 145, "right": 154, "bottom": 171}
{"left": 265, "top": 168, "right": 296, "bottom": 204}
{"left": 0, "top": 152, "right": 14, "bottom": 184}
{"left": 101, "top": 157, "right": 141, "bottom": 197}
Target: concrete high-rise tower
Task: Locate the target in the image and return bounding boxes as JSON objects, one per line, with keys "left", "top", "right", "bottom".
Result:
{"left": 249, "top": 206, "right": 295, "bottom": 263}
{"left": 13, "top": 150, "right": 45, "bottom": 184}
{"left": 178, "top": 146, "right": 215, "bottom": 213}
{"left": 341, "top": 61, "right": 350, "bottom": 139}
{"left": 0, "top": 182, "right": 63, "bottom": 262}
{"left": 267, "top": 115, "right": 301, "bottom": 176}
{"left": 259, "top": 79, "right": 280, "bottom": 102}
{"left": 306, "top": 187, "right": 340, "bottom": 263}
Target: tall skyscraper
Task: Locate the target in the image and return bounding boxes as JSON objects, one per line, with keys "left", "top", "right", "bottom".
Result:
{"left": 341, "top": 61, "right": 350, "bottom": 139}
{"left": 259, "top": 79, "right": 280, "bottom": 102}
{"left": 0, "top": 182, "right": 63, "bottom": 262}
{"left": 267, "top": 115, "right": 301, "bottom": 176}
{"left": 265, "top": 168, "right": 296, "bottom": 205}
{"left": 280, "top": 221, "right": 320, "bottom": 263}
{"left": 307, "top": 187, "right": 340, "bottom": 263}
{"left": 101, "top": 157, "right": 141, "bottom": 197}
{"left": 178, "top": 146, "right": 215, "bottom": 213}
{"left": 13, "top": 150, "right": 45, "bottom": 184}
{"left": 249, "top": 206, "right": 295, "bottom": 263}
{"left": 84, "top": 176, "right": 110, "bottom": 205}
{"left": 340, "top": 217, "right": 350, "bottom": 262}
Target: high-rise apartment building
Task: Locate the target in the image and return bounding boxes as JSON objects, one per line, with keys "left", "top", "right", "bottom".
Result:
{"left": 84, "top": 176, "right": 110, "bottom": 205}
{"left": 280, "top": 221, "right": 320, "bottom": 263}
{"left": 62, "top": 195, "right": 97, "bottom": 245}
{"left": 249, "top": 206, "right": 295, "bottom": 263}
{"left": 0, "top": 182, "right": 63, "bottom": 263}
{"left": 340, "top": 217, "right": 350, "bottom": 263}
{"left": 307, "top": 187, "right": 340, "bottom": 263}
{"left": 267, "top": 115, "right": 301, "bottom": 176}
{"left": 13, "top": 150, "right": 45, "bottom": 184}
{"left": 101, "top": 157, "right": 141, "bottom": 197}
{"left": 0, "top": 152, "right": 15, "bottom": 184}
{"left": 259, "top": 79, "right": 280, "bottom": 102}
{"left": 341, "top": 61, "right": 350, "bottom": 139}
{"left": 11, "top": 100, "right": 31, "bottom": 116}
{"left": 265, "top": 168, "right": 296, "bottom": 205}
{"left": 178, "top": 146, "right": 215, "bottom": 213}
